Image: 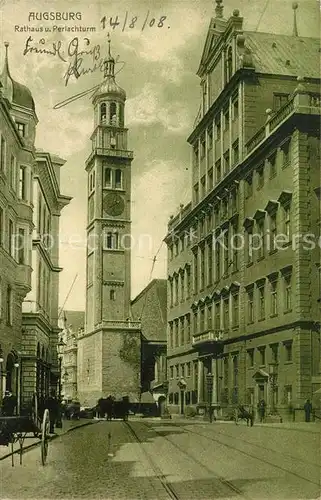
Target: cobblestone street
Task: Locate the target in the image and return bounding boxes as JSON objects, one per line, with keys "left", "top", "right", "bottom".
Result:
{"left": 0, "top": 419, "right": 319, "bottom": 499}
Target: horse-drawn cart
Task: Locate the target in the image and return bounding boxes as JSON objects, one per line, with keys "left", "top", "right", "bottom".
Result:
{"left": 0, "top": 394, "right": 50, "bottom": 466}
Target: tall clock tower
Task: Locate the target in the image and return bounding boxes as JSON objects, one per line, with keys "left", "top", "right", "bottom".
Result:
{"left": 77, "top": 39, "right": 141, "bottom": 406}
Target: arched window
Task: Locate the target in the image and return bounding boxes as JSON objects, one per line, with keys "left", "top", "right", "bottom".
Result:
{"left": 100, "top": 103, "right": 107, "bottom": 123}
{"left": 110, "top": 290, "right": 115, "bottom": 300}
{"left": 110, "top": 102, "right": 117, "bottom": 124}
{"left": 119, "top": 104, "right": 124, "bottom": 127}
{"left": 115, "top": 169, "right": 122, "bottom": 189}
{"left": 226, "top": 46, "right": 233, "bottom": 82}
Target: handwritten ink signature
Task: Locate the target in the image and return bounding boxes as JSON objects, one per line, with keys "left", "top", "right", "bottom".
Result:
{"left": 22, "top": 35, "right": 126, "bottom": 108}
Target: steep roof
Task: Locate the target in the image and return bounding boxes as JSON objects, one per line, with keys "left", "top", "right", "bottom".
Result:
{"left": 131, "top": 279, "right": 167, "bottom": 342}
{"left": 63, "top": 310, "right": 85, "bottom": 333}
{"left": 243, "top": 31, "right": 320, "bottom": 79}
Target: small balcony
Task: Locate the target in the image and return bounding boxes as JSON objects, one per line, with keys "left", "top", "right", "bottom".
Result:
{"left": 192, "top": 329, "right": 225, "bottom": 353}
{"left": 15, "top": 264, "right": 32, "bottom": 289}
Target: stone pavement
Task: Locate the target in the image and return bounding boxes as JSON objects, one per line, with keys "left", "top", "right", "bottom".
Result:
{"left": 0, "top": 418, "right": 97, "bottom": 461}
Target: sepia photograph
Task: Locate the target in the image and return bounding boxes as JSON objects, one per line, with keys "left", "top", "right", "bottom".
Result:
{"left": 0, "top": 0, "right": 320, "bottom": 498}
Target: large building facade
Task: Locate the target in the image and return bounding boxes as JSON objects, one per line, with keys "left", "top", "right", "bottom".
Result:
{"left": 21, "top": 151, "right": 71, "bottom": 407}
{"left": 77, "top": 41, "right": 141, "bottom": 407}
{"left": 0, "top": 42, "right": 36, "bottom": 407}
{"left": 165, "top": 3, "right": 320, "bottom": 421}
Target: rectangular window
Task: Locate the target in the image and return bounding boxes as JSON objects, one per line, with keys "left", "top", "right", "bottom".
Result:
{"left": 0, "top": 136, "right": 5, "bottom": 172}
{"left": 284, "top": 275, "right": 292, "bottom": 311}
{"left": 0, "top": 206, "right": 3, "bottom": 246}
{"left": 10, "top": 155, "right": 16, "bottom": 190}
{"left": 169, "top": 322, "right": 173, "bottom": 348}
{"left": 193, "top": 311, "right": 198, "bottom": 335}
{"left": 223, "top": 150, "right": 230, "bottom": 175}
{"left": 16, "top": 122, "right": 26, "bottom": 137}
{"left": 273, "top": 93, "right": 289, "bottom": 111}
{"left": 224, "top": 107, "right": 229, "bottom": 131}
{"left": 258, "top": 286, "right": 265, "bottom": 320}
{"left": 215, "top": 159, "right": 221, "bottom": 183}
{"left": 181, "top": 364, "right": 185, "bottom": 378}
{"left": 6, "top": 285, "right": 12, "bottom": 325}
{"left": 175, "top": 365, "right": 179, "bottom": 379}
{"left": 8, "top": 220, "right": 14, "bottom": 257}
{"left": 284, "top": 205, "right": 291, "bottom": 239}
{"left": 207, "top": 304, "right": 212, "bottom": 330}
{"left": 282, "top": 140, "right": 291, "bottom": 167}
{"left": 215, "top": 117, "right": 221, "bottom": 140}
{"left": 180, "top": 317, "right": 185, "bottom": 345}
{"left": 180, "top": 272, "right": 185, "bottom": 303}
{"left": 233, "top": 98, "right": 239, "bottom": 120}
{"left": 200, "top": 308, "right": 205, "bottom": 332}
{"left": 170, "top": 366, "right": 174, "bottom": 379}
{"left": 232, "top": 140, "right": 239, "bottom": 165}
{"left": 200, "top": 136, "right": 206, "bottom": 159}
{"left": 259, "top": 347, "right": 266, "bottom": 366}
{"left": 194, "top": 184, "right": 199, "bottom": 204}
{"left": 270, "top": 213, "right": 277, "bottom": 252}
{"left": 105, "top": 232, "right": 113, "bottom": 249}
{"left": 200, "top": 246, "right": 205, "bottom": 290}
{"left": 223, "top": 298, "right": 229, "bottom": 329}
{"left": 215, "top": 301, "right": 220, "bottom": 329}
{"left": 268, "top": 154, "right": 277, "bottom": 178}
{"left": 19, "top": 166, "right": 27, "bottom": 200}
{"left": 208, "top": 168, "right": 213, "bottom": 191}
{"left": 271, "top": 344, "right": 279, "bottom": 363}
{"left": 193, "top": 145, "right": 199, "bottom": 167}
{"left": 232, "top": 294, "right": 239, "bottom": 327}
{"left": 104, "top": 167, "right": 112, "bottom": 187}
{"left": 245, "top": 174, "right": 253, "bottom": 198}
{"left": 247, "top": 289, "right": 254, "bottom": 323}
{"left": 186, "top": 314, "right": 191, "bottom": 343}
{"left": 193, "top": 251, "right": 198, "bottom": 293}
{"left": 257, "top": 218, "right": 265, "bottom": 259}
{"left": 215, "top": 241, "right": 220, "bottom": 281}
{"left": 208, "top": 241, "right": 213, "bottom": 286}
{"left": 247, "top": 349, "right": 254, "bottom": 367}
{"left": 285, "top": 341, "right": 293, "bottom": 362}
{"left": 257, "top": 165, "right": 264, "bottom": 189}
{"left": 208, "top": 128, "right": 213, "bottom": 150}
{"left": 246, "top": 229, "right": 253, "bottom": 265}
{"left": 223, "top": 230, "right": 229, "bottom": 274}
{"left": 186, "top": 267, "right": 191, "bottom": 298}
{"left": 18, "top": 228, "right": 25, "bottom": 264}
{"left": 200, "top": 176, "right": 206, "bottom": 198}
{"left": 270, "top": 281, "right": 278, "bottom": 315}
{"left": 186, "top": 362, "right": 191, "bottom": 377}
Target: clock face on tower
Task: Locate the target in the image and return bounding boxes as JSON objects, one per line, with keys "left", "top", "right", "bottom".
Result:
{"left": 103, "top": 192, "right": 125, "bottom": 216}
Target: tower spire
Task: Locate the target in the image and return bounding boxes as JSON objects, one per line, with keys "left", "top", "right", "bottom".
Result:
{"left": 292, "top": 2, "right": 299, "bottom": 37}
{"left": 104, "top": 33, "right": 115, "bottom": 78}
{"left": 1, "top": 42, "right": 13, "bottom": 102}
{"left": 215, "top": 0, "right": 224, "bottom": 18}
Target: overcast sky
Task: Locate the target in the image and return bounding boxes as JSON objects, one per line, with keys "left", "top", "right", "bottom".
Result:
{"left": 0, "top": 0, "right": 319, "bottom": 311}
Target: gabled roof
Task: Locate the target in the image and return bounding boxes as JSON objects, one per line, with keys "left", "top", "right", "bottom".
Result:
{"left": 243, "top": 32, "right": 320, "bottom": 79}
{"left": 62, "top": 310, "right": 85, "bottom": 333}
{"left": 131, "top": 279, "right": 167, "bottom": 342}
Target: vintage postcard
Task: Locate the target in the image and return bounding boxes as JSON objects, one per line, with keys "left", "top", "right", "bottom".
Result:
{"left": 0, "top": 0, "right": 320, "bottom": 498}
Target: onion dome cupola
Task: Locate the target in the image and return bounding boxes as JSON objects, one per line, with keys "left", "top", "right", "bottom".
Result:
{"left": 0, "top": 42, "right": 35, "bottom": 112}
{"left": 92, "top": 34, "right": 126, "bottom": 129}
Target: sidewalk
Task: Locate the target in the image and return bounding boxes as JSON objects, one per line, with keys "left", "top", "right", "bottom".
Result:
{"left": 0, "top": 418, "right": 98, "bottom": 462}
{"left": 169, "top": 414, "right": 321, "bottom": 433}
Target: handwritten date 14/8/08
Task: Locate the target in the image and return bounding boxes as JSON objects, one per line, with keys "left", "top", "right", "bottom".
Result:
{"left": 101, "top": 12, "right": 169, "bottom": 32}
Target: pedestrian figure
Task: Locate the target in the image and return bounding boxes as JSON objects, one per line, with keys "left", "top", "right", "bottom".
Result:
{"left": 304, "top": 399, "right": 312, "bottom": 422}
{"left": 105, "top": 395, "right": 113, "bottom": 421}
{"left": 2, "top": 390, "right": 17, "bottom": 416}
{"left": 258, "top": 399, "right": 266, "bottom": 423}
{"left": 98, "top": 397, "right": 105, "bottom": 419}
{"left": 45, "top": 390, "right": 59, "bottom": 434}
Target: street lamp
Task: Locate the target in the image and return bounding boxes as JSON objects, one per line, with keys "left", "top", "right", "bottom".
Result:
{"left": 206, "top": 373, "right": 214, "bottom": 423}
{"left": 268, "top": 362, "right": 277, "bottom": 415}
{"left": 177, "top": 378, "right": 187, "bottom": 415}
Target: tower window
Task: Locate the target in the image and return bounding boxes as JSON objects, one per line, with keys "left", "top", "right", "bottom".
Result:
{"left": 104, "top": 167, "right": 112, "bottom": 187}
{"left": 110, "top": 102, "right": 117, "bottom": 124}
{"left": 115, "top": 169, "right": 122, "bottom": 189}
{"left": 106, "top": 232, "right": 113, "bottom": 249}
{"left": 110, "top": 290, "right": 115, "bottom": 300}
{"left": 16, "top": 122, "right": 26, "bottom": 137}
{"left": 105, "top": 231, "right": 119, "bottom": 250}
{"left": 100, "top": 103, "right": 107, "bottom": 123}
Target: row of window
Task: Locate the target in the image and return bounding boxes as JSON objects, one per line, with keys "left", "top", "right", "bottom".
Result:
{"left": 0, "top": 208, "right": 29, "bottom": 264}
{"left": 98, "top": 101, "right": 124, "bottom": 127}
{"left": 192, "top": 132, "right": 291, "bottom": 208}
{"left": 169, "top": 270, "right": 293, "bottom": 345}
{"left": 88, "top": 166, "right": 123, "bottom": 194}
{"left": 0, "top": 280, "right": 13, "bottom": 325}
